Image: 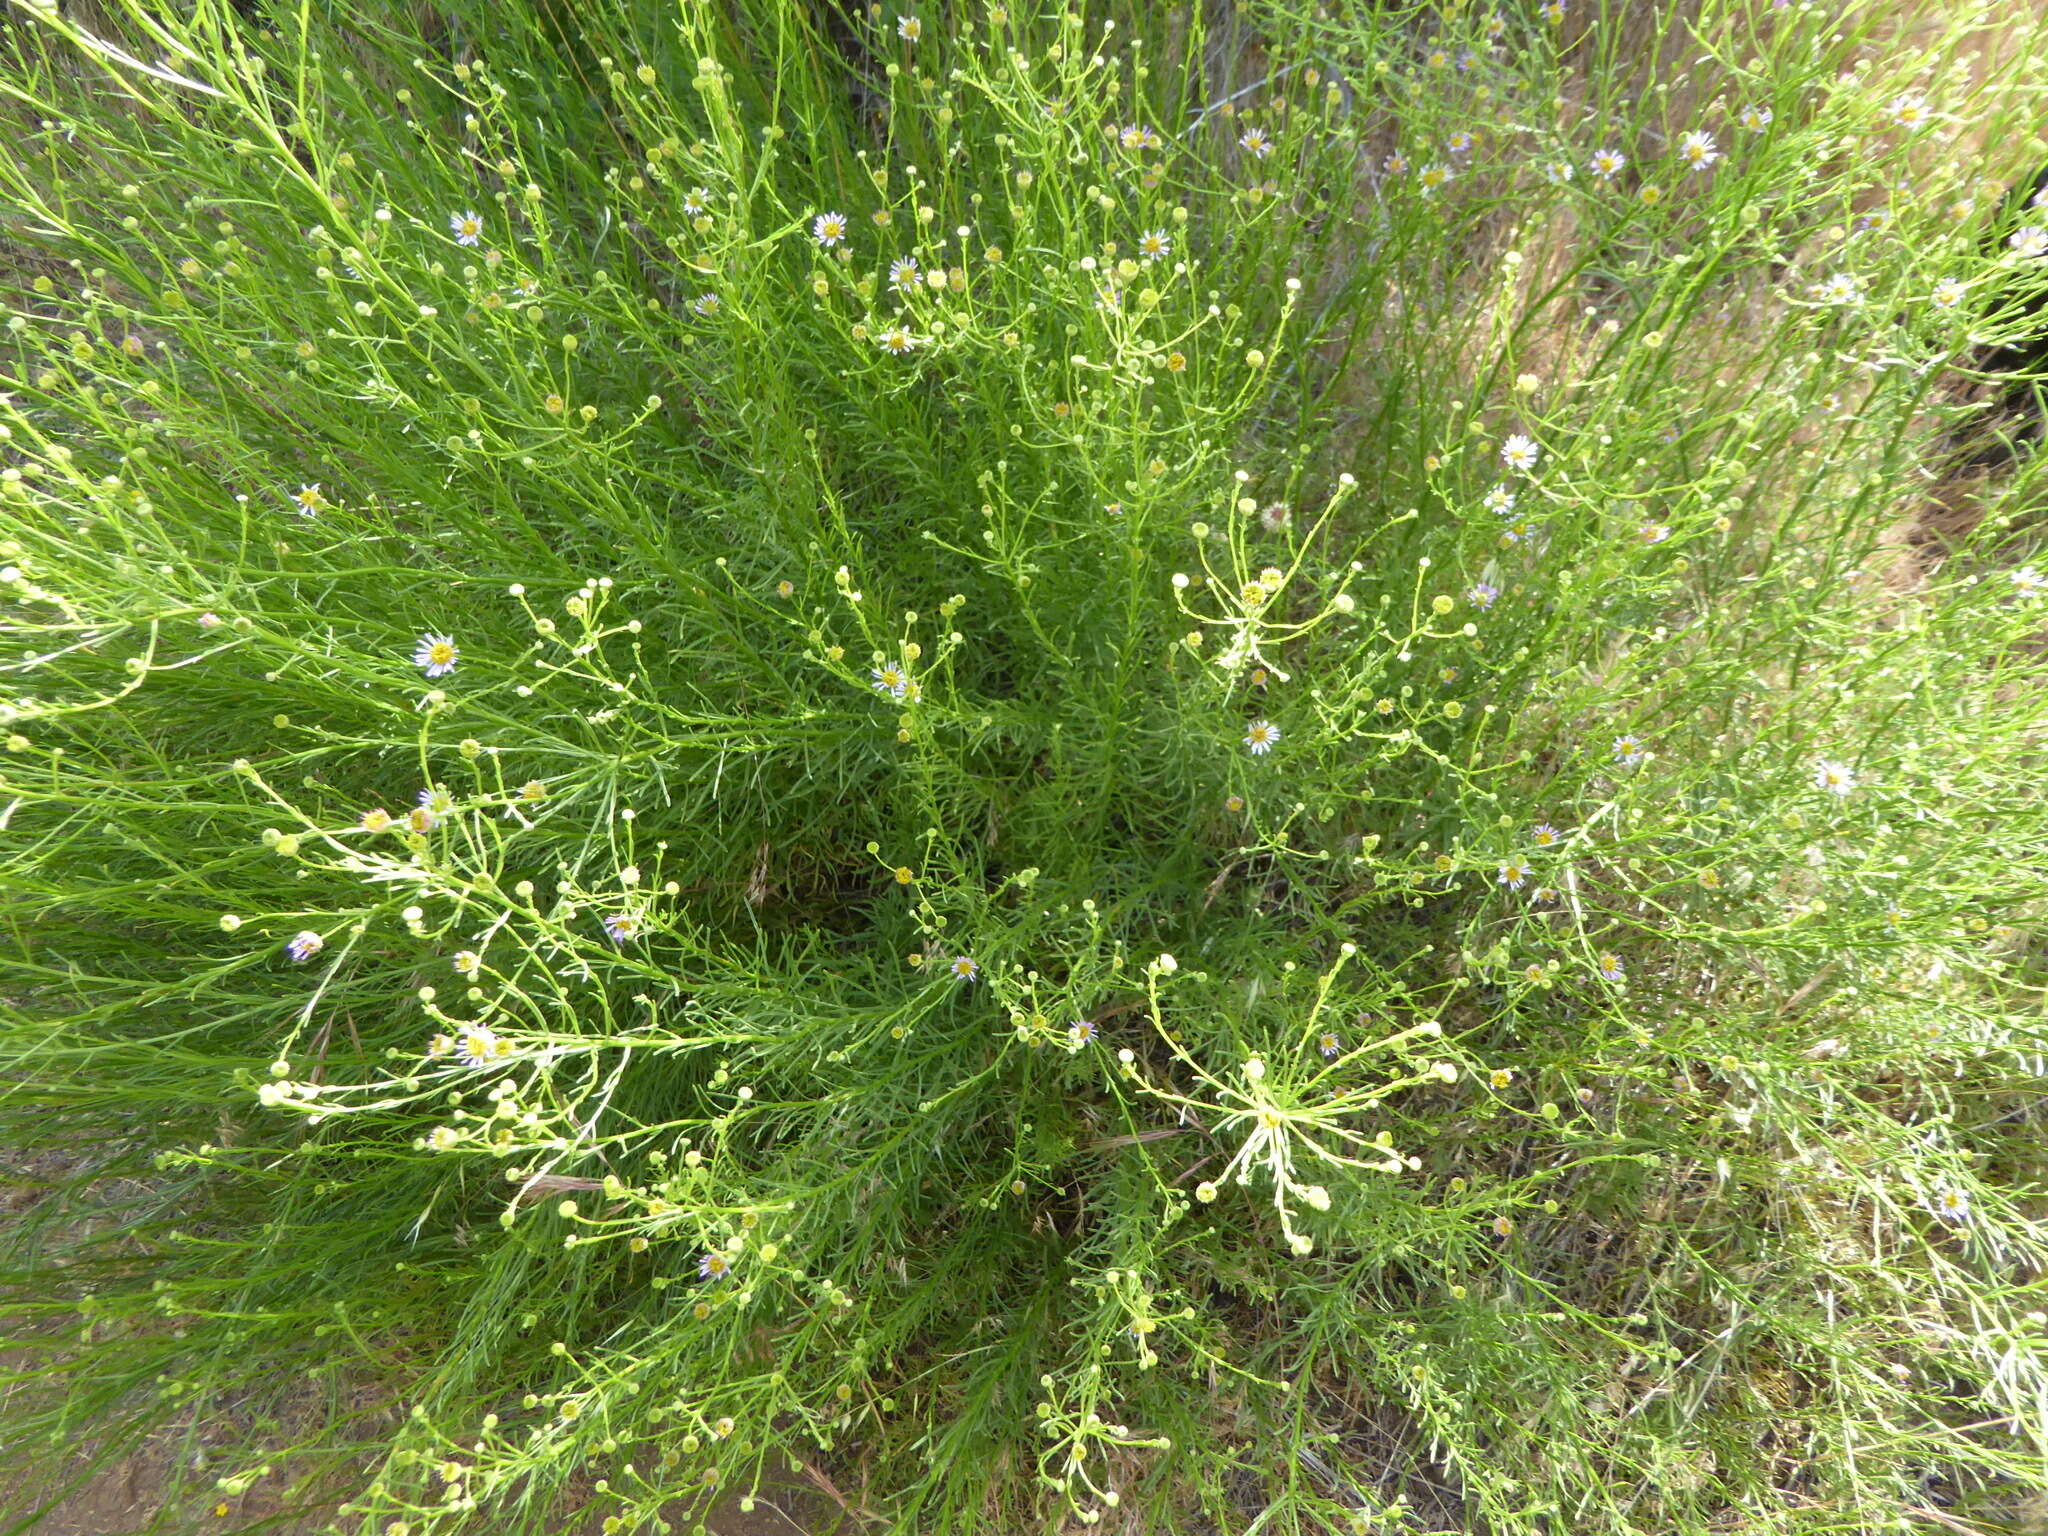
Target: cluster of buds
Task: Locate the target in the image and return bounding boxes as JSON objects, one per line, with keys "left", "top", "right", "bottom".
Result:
{"left": 1171, "top": 473, "right": 1360, "bottom": 686}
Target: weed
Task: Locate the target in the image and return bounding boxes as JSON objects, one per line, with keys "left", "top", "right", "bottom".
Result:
{"left": 2, "top": 2, "right": 2046, "bottom": 1534}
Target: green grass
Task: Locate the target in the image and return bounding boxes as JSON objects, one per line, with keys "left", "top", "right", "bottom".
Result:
{"left": 2, "top": 0, "right": 2047, "bottom": 1532}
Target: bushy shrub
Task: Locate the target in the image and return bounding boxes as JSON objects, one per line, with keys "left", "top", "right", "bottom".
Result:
{"left": 3, "top": 2, "right": 2046, "bottom": 1533}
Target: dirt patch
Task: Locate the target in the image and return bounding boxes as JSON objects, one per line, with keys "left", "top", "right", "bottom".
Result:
{"left": 6, "top": 1423, "right": 842, "bottom": 1536}
{"left": 698, "top": 1474, "right": 841, "bottom": 1536}
{"left": 2, "top": 1138, "right": 848, "bottom": 1536}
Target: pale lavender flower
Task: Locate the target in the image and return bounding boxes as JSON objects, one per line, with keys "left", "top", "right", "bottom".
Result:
{"left": 414, "top": 634, "right": 459, "bottom": 678}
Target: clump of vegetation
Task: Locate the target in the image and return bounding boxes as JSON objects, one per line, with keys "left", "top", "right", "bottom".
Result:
{"left": 3, "top": 1, "right": 2046, "bottom": 1533}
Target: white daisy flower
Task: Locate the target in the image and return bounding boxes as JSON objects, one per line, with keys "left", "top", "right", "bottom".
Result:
{"left": 1813, "top": 760, "right": 1856, "bottom": 796}
{"left": 414, "top": 634, "right": 459, "bottom": 678}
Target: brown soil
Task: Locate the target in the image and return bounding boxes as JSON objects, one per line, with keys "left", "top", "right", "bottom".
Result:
{"left": 2, "top": 1150, "right": 839, "bottom": 1536}
{"left": 7, "top": 1417, "right": 838, "bottom": 1536}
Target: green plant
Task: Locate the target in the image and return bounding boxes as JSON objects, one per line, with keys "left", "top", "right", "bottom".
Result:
{"left": 3, "top": 2, "right": 2046, "bottom": 1533}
